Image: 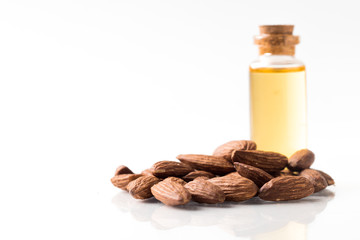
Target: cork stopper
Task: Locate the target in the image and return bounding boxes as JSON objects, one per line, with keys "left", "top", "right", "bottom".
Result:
{"left": 254, "top": 25, "right": 299, "bottom": 55}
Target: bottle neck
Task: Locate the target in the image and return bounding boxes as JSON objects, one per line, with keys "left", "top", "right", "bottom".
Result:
{"left": 250, "top": 55, "right": 304, "bottom": 70}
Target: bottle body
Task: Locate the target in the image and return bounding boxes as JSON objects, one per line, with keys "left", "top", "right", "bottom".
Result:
{"left": 249, "top": 55, "right": 307, "bottom": 157}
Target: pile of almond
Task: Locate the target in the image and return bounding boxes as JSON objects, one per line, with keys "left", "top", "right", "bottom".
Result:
{"left": 111, "top": 140, "right": 334, "bottom": 206}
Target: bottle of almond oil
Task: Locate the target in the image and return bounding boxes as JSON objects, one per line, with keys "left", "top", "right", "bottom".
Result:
{"left": 249, "top": 25, "right": 307, "bottom": 157}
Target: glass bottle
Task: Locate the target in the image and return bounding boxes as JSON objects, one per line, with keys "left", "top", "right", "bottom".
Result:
{"left": 249, "top": 25, "right": 307, "bottom": 157}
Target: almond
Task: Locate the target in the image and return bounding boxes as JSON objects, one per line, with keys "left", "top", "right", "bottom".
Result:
{"left": 224, "top": 172, "right": 241, "bottom": 178}
{"left": 184, "top": 178, "right": 225, "bottom": 204}
{"left": 150, "top": 161, "right": 193, "bottom": 178}
{"left": 176, "top": 154, "right": 235, "bottom": 175}
{"left": 151, "top": 179, "right": 191, "bottom": 206}
{"left": 163, "top": 177, "right": 187, "bottom": 186}
{"left": 193, "top": 176, "right": 211, "bottom": 181}
{"left": 259, "top": 176, "right": 314, "bottom": 201}
{"left": 114, "top": 165, "right": 133, "bottom": 176}
{"left": 208, "top": 174, "right": 258, "bottom": 201}
{"left": 316, "top": 169, "right": 335, "bottom": 186}
{"left": 288, "top": 149, "right": 315, "bottom": 171}
{"left": 182, "top": 170, "right": 215, "bottom": 182}
{"left": 141, "top": 168, "right": 154, "bottom": 176}
{"left": 127, "top": 175, "right": 161, "bottom": 199}
{"left": 232, "top": 150, "right": 288, "bottom": 173}
{"left": 110, "top": 174, "right": 142, "bottom": 190}
{"left": 213, "top": 140, "right": 257, "bottom": 161}
{"left": 234, "top": 162, "right": 273, "bottom": 188}
{"left": 300, "top": 169, "right": 328, "bottom": 192}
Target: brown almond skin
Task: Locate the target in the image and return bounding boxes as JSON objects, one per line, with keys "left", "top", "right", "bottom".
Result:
{"left": 234, "top": 162, "right": 273, "bottom": 188}
{"left": 300, "top": 169, "right": 328, "bottom": 192}
{"left": 141, "top": 169, "right": 154, "bottom": 176}
{"left": 110, "top": 174, "right": 142, "bottom": 190}
{"left": 176, "top": 154, "right": 235, "bottom": 175}
{"left": 114, "top": 165, "right": 133, "bottom": 176}
{"left": 151, "top": 180, "right": 191, "bottom": 206}
{"left": 208, "top": 174, "right": 258, "bottom": 202}
{"left": 232, "top": 150, "right": 288, "bottom": 173}
{"left": 224, "top": 172, "right": 241, "bottom": 178}
{"left": 184, "top": 178, "right": 225, "bottom": 204}
{"left": 259, "top": 176, "right": 314, "bottom": 201}
{"left": 150, "top": 161, "right": 193, "bottom": 178}
{"left": 213, "top": 140, "right": 257, "bottom": 161}
{"left": 316, "top": 169, "right": 335, "bottom": 185}
{"left": 182, "top": 171, "right": 215, "bottom": 182}
{"left": 127, "top": 175, "right": 161, "bottom": 199}
{"left": 194, "top": 176, "right": 210, "bottom": 181}
{"left": 288, "top": 149, "right": 315, "bottom": 171}
{"left": 163, "top": 177, "right": 187, "bottom": 186}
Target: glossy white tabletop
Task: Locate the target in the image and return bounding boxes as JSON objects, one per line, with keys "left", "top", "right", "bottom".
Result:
{"left": 107, "top": 183, "right": 358, "bottom": 240}
{"left": 2, "top": 167, "right": 359, "bottom": 240}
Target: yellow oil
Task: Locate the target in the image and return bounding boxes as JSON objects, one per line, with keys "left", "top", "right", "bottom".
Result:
{"left": 249, "top": 66, "right": 307, "bottom": 157}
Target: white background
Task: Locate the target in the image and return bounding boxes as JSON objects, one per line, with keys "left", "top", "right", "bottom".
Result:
{"left": 1, "top": 1, "right": 359, "bottom": 240}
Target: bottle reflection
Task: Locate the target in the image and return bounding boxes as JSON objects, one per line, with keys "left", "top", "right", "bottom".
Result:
{"left": 112, "top": 188, "right": 334, "bottom": 239}
{"left": 252, "top": 222, "right": 306, "bottom": 240}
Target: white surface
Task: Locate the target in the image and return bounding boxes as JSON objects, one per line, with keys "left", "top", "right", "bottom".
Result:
{"left": 1, "top": 1, "right": 360, "bottom": 239}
